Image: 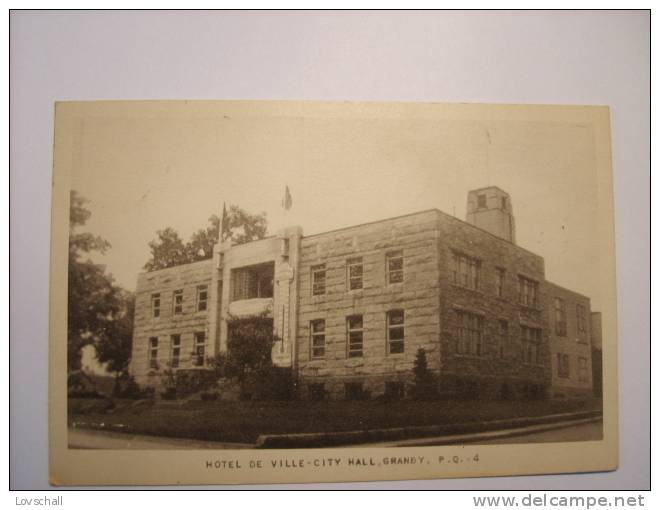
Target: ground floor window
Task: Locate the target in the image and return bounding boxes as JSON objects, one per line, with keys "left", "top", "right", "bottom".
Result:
{"left": 194, "top": 332, "right": 206, "bottom": 366}
{"left": 578, "top": 356, "right": 589, "bottom": 382}
{"left": 148, "top": 337, "right": 158, "bottom": 369}
{"left": 521, "top": 326, "right": 542, "bottom": 364}
{"left": 387, "top": 309, "right": 405, "bottom": 354}
{"left": 310, "top": 319, "right": 326, "bottom": 359}
{"left": 347, "top": 315, "right": 363, "bottom": 357}
{"left": 344, "top": 382, "right": 364, "bottom": 400}
{"left": 455, "top": 310, "right": 483, "bottom": 356}
{"left": 170, "top": 334, "right": 181, "bottom": 368}
{"left": 557, "top": 353, "right": 570, "bottom": 378}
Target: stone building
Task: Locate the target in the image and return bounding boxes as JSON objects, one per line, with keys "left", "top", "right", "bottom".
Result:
{"left": 129, "top": 186, "right": 595, "bottom": 400}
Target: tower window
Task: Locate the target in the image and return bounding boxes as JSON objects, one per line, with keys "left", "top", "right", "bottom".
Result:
{"left": 477, "top": 194, "right": 487, "bottom": 208}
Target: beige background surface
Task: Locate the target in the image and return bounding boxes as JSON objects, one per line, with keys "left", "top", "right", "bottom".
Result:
{"left": 10, "top": 10, "right": 649, "bottom": 489}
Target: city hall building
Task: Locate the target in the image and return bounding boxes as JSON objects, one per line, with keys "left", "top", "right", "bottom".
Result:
{"left": 129, "top": 186, "right": 596, "bottom": 400}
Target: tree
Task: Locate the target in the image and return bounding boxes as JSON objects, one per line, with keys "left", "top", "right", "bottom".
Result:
{"left": 68, "top": 190, "right": 123, "bottom": 372}
{"left": 143, "top": 205, "right": 268, "bottom": 270}
{"left": 411, "top": 348, "right": 437, "bottom": 400}
{"left": 95, "top": 291, "right": 135, "bottom": 393}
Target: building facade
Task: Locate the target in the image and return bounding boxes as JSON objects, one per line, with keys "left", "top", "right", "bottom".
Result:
{"left": 129, "top": 186, "right": 595, "bottom": 399}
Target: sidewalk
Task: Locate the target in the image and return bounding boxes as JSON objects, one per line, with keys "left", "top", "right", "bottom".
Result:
{"left": 68, "top": 427, "right": 253, "bottom": 450}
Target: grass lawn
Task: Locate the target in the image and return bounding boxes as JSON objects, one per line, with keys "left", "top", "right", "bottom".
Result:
{"left": 69, "top": 397, "right": 602, "bottom": 444}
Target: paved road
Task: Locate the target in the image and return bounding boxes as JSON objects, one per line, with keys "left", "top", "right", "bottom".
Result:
{"left": 478, "top": 420, "right": 603, "bottom": 444}
{"left": 69, "top": 419, "right": 603, "bottom": 450}
{"left": 68, "top": 427, "right": 253, "bottom": 450}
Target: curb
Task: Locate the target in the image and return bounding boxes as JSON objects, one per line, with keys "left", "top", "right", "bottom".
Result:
{"left": 255, "top": 410, "right": 602, "bottom": 449}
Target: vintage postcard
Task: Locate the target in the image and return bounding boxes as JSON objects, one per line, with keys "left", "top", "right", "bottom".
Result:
{"left": 49, "top": 100, "right": 618, "bottom": 486}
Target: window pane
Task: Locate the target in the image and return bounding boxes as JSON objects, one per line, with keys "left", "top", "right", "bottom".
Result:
{"left": 348, "top": 315, "right": 363, "bottom": 330}
{"left": 389, "top": 341, "right": 404, "bottom": 354}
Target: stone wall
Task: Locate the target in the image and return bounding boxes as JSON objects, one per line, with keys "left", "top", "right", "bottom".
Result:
{"left": 130, "top": 259, "right": 213, "bottom": 387}
{"left": 546, "top": 281, "right": 594, "bottom": 398}
{"left": 296, "top": 210, "right": 441, "bottom": 399}
{"left": 436, "top": 211, "right": 550, "bottom": 399}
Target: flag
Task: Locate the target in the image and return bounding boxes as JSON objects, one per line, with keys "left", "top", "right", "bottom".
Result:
{"left": 220, "top": 202, "right": 228, "bottom": 241}
{"left": 282, "top": 185, "right": 292, "bottom": 211}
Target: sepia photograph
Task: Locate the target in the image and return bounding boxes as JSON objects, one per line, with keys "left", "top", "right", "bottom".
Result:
{"left": 49, "top": 100, "right": 618, "bottom": 485}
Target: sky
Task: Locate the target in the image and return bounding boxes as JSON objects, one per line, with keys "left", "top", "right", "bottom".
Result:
{"left": 70, "top": 101, "right": 605, "bottom": 312}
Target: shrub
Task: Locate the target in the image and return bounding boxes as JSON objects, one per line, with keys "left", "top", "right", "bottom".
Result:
{"left": 67, "top": 370, "right": 103, "bottom": 399}
{"left": 113, "top": 374, "right": 154, "bottom": 399}
{"left": 174, "top": 369, "right": 217, "bottom": 398}
{"left": 160, "top": 387, "right": 177, "bottom": 400}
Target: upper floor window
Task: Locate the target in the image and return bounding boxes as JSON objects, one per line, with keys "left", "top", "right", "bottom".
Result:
{"left": 501, "top": 196, "right": 508, "bottom": 210}
{"left": 576, "top": 304, "right": 587, "bottom": 335}
{"left": 196, "top": 285, "right": 208, "bottom": 312}
{"left": 495, "top": 267, "right": 506, "bottom": 297}
{"left": 554, "top": 297, "right": 567, "bottom": 336}
{"left": 578, "top": 357, "right": 589, "bottom": 382}
{"left": 170, "top": 334, "right": 181, "bottom": 368}
{"left": 148, "top": 337, "right": 158, "bottom": 369}
{"left": 518, "top": 276, "right": 539, "bottom": 308}
{"left": 311, "top": 264, "right": 326, "bottom": 296}
{"left": 557, "top": 353, "right": 570, "bottom": 378}
{"left": 231, "top": 262, "right": 274, "bottom": 301}
{"left": 521, "top": 326, "right": 542, "bottom": 364}
{"left": 193, "top": 332, "right": 206, "bottom": 366}
{"left": 172, "top": 289, "right": 183, "bottom": 315}
{"left": 386, "top": 251, "right": 404, "bottom": 284}
{"left": 347, "top": 315, "right": 363, "bottom": 358}
{"left": 455, "top": 310, "right": 483, "bottom": 356}
{"left": 310, "top": 319, "right": 326, "bottom": 359}
{"left": 477, "top": 194, "right": 487, "bottom": 208}
{"left": 387, "top": 309, "right": 405, "bottom": 354}
{"left": 452, "top": 252, "right": 480, "bottom": 290}
{"left": 346, "top": 257, "right": 363, "bottom": 290}
{"left": 151, "top": 293, "right": 161, "bottom": 318}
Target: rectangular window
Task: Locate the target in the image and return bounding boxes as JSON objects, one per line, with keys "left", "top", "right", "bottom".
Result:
{"left": 347, "top": 315, "right": 363, "bottom": 358}
{"left": 172, "top": 289, "right": 184, "bottom": 315}
{"left": 193, "top": 332, "right": 206, "bottom": 366}
{"left": 386, "top": 250, "right": 404, "bottom": 284}
{"left": 578, "top": 357, "right": 588, "bottom": 382}
{"left": 148, "top": 337, "right": 158, "bottom": 369}
{"left": 521, "top": 326, "right": 542, "bottom": 364}
{"left": 499, "top": 319, "right": 509, "bottom": 358}
{"left": 518, "top": 276, "right": 539, "bottom": 308}
{"left": 452, "top": 252, "right": 481, "bottom": 290}
{"left": 196, "top": 285, "right": 208, "bottom": 312}
{"left": 310, "top": 319, "right": 326, "bottom": 359}
{"left": 387, "top": 309, "right": 405, "bottom": 354}
{"left": 576, "top": 304, "right": 587, "bottom": 335}
{"left": 554, "top": 297, "right": 567, "bottom": 336}
{"left": 311, "top": 264, "right": 326, "bottom": 296}
{"left": 495, "top": 268, "right": 505, "bottom": 297}
{"left": 346, "top": 257, "right": 363, "bottom": 290}
{"left": 151, "top": 293, "right": 161, "bottom": 318}
{"left": 455, "top": 310, "right": 483, "bottom": 356}
{"left": 477, "top": 194, "right": 487, "bottom": 208}
{"left": 231, "top": 262, "right": 274, "bottom": 300}
{"left": 170, "top": 334, "right": 181, "bottom": 368}
{"left": 557, "top": 353, "right": 570, "bottom": 378}
{"left": 344, "top": 382, "right": 364, "bottom": 401}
